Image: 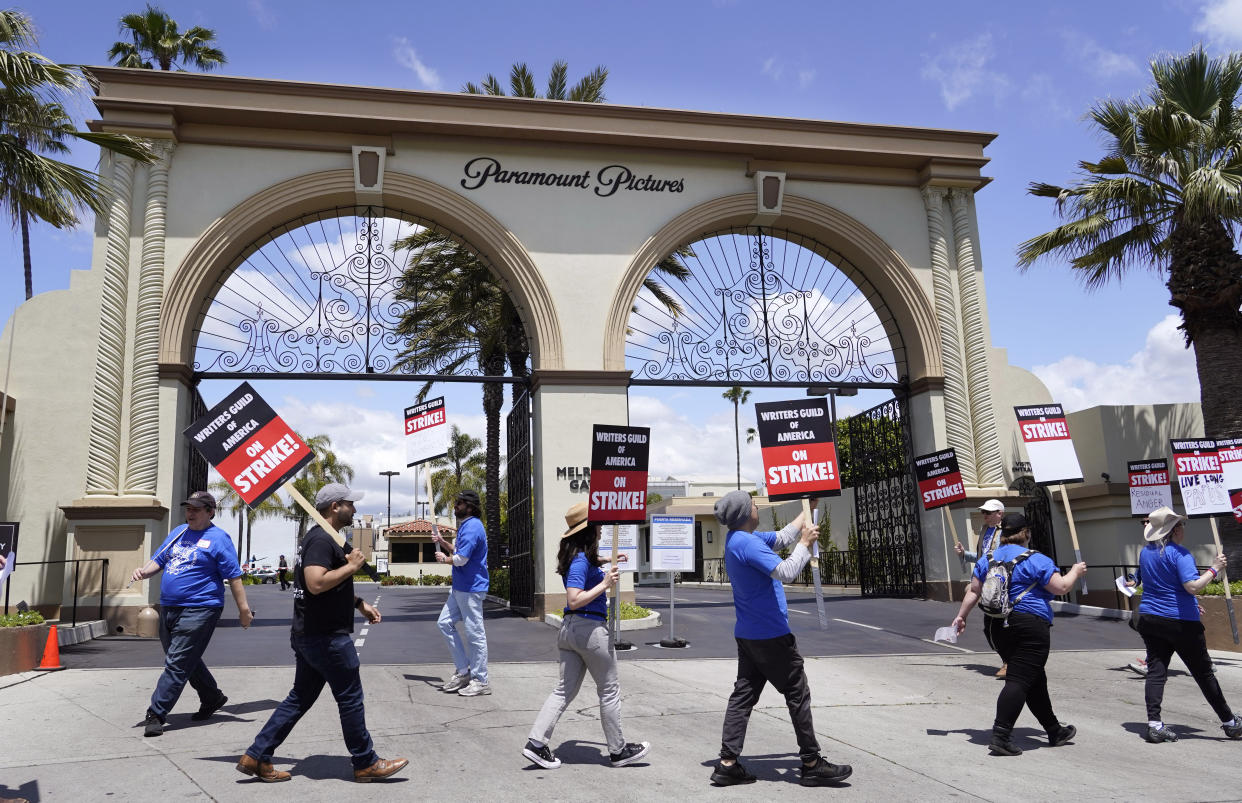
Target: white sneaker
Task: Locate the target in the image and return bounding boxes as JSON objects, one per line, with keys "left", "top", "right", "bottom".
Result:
{"left": 441, "top": 672, "right": 469, "bottom": 692}
{"left": 1127, "top": 661, "right": 1148, "bottom": 677}
{"left": 458, "top": 679, "right": 491, "bottom": 697}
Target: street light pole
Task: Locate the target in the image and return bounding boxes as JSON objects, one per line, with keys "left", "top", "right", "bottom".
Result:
{"left": 379, "top": 470, "right": 400, "bottom": 551}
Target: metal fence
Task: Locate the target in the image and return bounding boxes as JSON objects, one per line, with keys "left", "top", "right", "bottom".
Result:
{"left": 3, "top": 557, "right": 110, "bottom": 627}
{"left": 700, "top": 551, "right": 858, "bottom": 588}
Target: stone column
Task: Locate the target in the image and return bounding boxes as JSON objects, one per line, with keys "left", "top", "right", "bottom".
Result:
{"left": 85, "top": 155, "right": 136, "bottom": 496}
{"left": 948, "top": 188, "right": 1004, "bottom": 486}
{"left": 920, "top": 186, "right": 976, "bottom": 486}
{"left": 125, "top": 142, "right": 175, "bottom": 496}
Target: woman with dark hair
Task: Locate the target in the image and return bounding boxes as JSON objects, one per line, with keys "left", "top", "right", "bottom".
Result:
{"left": 950, "top": 512, "right": 1086, "bottom": 756}
{"left": 1134, "top": 506, "right": 1240, "bottom": 743}
{"left": 521, "top": 502, "right": 649, "bottom": 770}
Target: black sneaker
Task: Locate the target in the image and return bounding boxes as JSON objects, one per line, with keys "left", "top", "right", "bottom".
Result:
{"left": 191, "top": 693, "right": 228, "bottom": 721}
{"left": 143, "top": 710, "right": 164, "bottom": 737}
{"left": 988, "top": 737, "right": 1022, "bottom": 756}
{"left": 1223, "top": 719, "right": 1242, "bottom": 740}
{"left": 1047, "top": 723, "right": 1076, "bottom": 747}
{"left": 609, "top": 742, "right": 650, "bottom": 767}
{"left": 1145, "top": 725, "right": 1178, "bottom": 743}
{"left": 522, "top": 740, "right": 561, "bottom": 769}
{"left": 709, "top": 760, "right": 757, "bottom": 786}
{"left": 799, "top": 756, "right": 852, "bottom": 786}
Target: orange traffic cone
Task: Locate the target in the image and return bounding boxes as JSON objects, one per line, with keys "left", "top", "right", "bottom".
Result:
{"left": 36, "top": 625, "right": 64, "bottom": 671}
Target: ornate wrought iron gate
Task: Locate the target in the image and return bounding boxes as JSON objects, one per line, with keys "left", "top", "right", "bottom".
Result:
{"left": 846, "top": 394, "right": 925, "bottom": 597}
{"left": 186, "top": 385, "right": 208, "bottom": 496}
{"left": 1010, "top": 475, "right": 1058, "bottom": 565}
{"left": 505, "top": 388, "right": 534, "bottom": 614}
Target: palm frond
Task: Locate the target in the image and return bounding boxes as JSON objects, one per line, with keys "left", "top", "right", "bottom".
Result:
{"left": 546, "top": 60, "right": 568, "bottom": 100}
{"left": 509, "top": 63, "right": 536, "bottom": 98}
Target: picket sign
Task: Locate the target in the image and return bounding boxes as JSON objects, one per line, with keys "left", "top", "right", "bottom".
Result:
{"left": 1057, "top": 485, "right": 1088, "bottom": 595}
{"left": 1014, "top": 404, "right": 1087, "bottom": 595}
{"left": 284, "top": 482, "right": 343, "bottom": 547}
{"left": 940, "top": 508, "right": 959, "bottom": 602}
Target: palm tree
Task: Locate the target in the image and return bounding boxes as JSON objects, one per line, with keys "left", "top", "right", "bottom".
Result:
{"left": 0, "top": 9, "right": 154, "bottom": 299}
{"left": 285, "top": 433, "right": 355, "bottom": 540}
{"left": 108, "top": 5, "right": 225, "bottom": 71}
{"left": 209, "top": 479, "right": 247, "bottom": 557}
{"left": 211, "top": 479, "right": 289, "bottom": 567}
{"left": 463, "top": 60, "right": 607, "bottom": 102}
{"left": 426, "top": 425, "right": 485, "bottom": 514}
{"left": 1016, "top": 48, "right": 1242, "bottom": 556}
{"left": 723, "top": 386, "right": 751, "bottom": 489}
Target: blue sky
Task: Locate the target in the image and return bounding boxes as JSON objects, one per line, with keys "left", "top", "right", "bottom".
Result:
{"left": 8, "top": 0, "right": 1241, "bottom": 558}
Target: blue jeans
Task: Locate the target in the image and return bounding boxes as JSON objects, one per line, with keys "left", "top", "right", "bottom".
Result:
{"left": 149, "top": 605, "right": 223, "bottom": 720}
{"left": 246, "top": 633, "right": 378, "bottom": 770}
{"left": 438, "top": 590, "right": 488, "bottom": 683}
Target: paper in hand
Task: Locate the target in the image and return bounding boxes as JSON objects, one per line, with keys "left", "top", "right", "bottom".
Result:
{"left": 1115, "top": 575, "right": 1135, "bottom": 598}
{"left": 933, "top": 626, "right": 958, "bottom": 644}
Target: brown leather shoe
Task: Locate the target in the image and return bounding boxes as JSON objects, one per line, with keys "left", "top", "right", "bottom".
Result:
{"left": 996, "top": 663, "right": 1008, "bottom": 679}
{"left": 235, "top": 754, "right": 292, "bottom": 783}
{"left": 354, "top": 757, "right": 409, "bottom": 783}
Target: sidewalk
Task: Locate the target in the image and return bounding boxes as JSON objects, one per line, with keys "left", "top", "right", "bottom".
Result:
{"left": 3, "top": 649, "right": 1242, "bottom": 802}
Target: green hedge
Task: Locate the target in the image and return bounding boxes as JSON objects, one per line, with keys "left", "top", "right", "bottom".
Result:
{"left": 0, "top": 610, "right": 45, "bottom": 627}
{"left": 1203, "top": 580, "right": 1242, "bottom": 596}
{"left": 380, "top": 574, "right": 452, "bottom": 586}
{"left": 619, "top": 601, "right": 651, "bottom": 620}
{"left": 490, "top": 568, "right": 509, "bottom": 600}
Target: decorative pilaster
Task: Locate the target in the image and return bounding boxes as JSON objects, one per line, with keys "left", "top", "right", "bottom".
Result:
{"left": 948, "top": 188, "right": 1004, "bottom": 486}
{"left": 85, "top": 155, "right": 136, "bottom": 496}
{"left": 125, "top": 142, "right": 175, "bottom": 496}
{"left": 921, "top": 186, "right": 976, "bottom": 486}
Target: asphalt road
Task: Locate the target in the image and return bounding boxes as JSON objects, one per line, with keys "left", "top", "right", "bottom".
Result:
{"left": 58, "top": 584, "right": 1145, "bottom": 670}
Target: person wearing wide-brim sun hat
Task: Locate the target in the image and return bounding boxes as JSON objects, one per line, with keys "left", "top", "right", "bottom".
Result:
{"left": 1134, "top": 505, "right": 1241, "bottom": 743}
{"left": 521, "top": 502, "right": 650, "bottom": 771}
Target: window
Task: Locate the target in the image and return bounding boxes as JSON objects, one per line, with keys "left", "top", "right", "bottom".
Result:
{"left": 390, "top": 541, "right": 421, "bottom": 563}
{"left": 423, "top": 543, "right": 437, "bottom": 562}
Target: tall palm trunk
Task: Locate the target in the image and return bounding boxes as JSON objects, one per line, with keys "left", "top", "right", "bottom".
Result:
{"left": 236, "top": 508, "right": 244, "bottom": 558}
{"left": 246, "top": 514, "right": 253, "bottom": 567}
{"left": 733, "top": 398, "right": 741, "bottom": 490}
{"left": 19, "top": 210, "right": 32, "bottom": 300}
{"left": 482, "top": 349, "right": 506, "bottom": 570}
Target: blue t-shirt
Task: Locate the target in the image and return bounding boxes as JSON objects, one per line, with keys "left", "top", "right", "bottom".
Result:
{"left": 973, "top": 544, "right": 1058, "bottom": 623}
{"left": 1138, "top": 542, "right": 1201, "bottom": 621}
{"left": 562, "top": 552, "right": 606, "bottom": 619}
{"left": 725, "top": 529, "right": 789, "bottom": 639}
{"left": 978, "top": 526, "right": 1000, "bottom": 556}
{"left": 154, "top": 523, "right": 241, "bottom": 607}
{"left": 452, "top": 516, "right": 490, "bottom": 593}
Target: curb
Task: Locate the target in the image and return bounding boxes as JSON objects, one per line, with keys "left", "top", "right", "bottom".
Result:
{"left": 543, "top": 611, "right": 662, "bottom": 631}
{"left": 52, "top": 620, "right": 108, "bottom": 646}
{"left": 1050, "top": 601, "right": 1131, "bottom": 621}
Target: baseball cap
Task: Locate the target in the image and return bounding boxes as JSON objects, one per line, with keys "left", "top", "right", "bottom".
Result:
{"left": 978, "top": 499, "right": 1005, "bottom": 513}
{"left": 1000, "top": 512, "right": 1028, "bottom": 534}
{"left": 181, "top": 490, "right": 216, "bottom": 509}
{"left": 314, "top": 483, "right": 364, "bottom": 508}
{"left": 456, "top": 489, "right": 481, "bottom": 507}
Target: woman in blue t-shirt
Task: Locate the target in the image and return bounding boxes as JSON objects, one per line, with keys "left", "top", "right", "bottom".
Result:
{"left": 522, "top": 502, "right": 650, "bottom": 770}
{"left": 1134, "top": 506, "right": 1240, "bottom": 743}
{"left": 950, "top": 512, "right": 1086, "bottom": 756}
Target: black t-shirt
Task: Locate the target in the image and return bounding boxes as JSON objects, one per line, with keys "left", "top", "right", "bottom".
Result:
{"left": 292, "top": 526, "right": 355, "bottom": 636}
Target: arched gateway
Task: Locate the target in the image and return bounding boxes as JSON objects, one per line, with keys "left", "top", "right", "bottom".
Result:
{"left": 2, "top": 68, "right": 1027, "bottom": 627}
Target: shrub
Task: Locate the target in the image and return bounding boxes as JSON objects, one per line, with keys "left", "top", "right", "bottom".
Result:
{"left": 0, "top": 610, "right": 45, "bottom": 627}
{"left": 489, "top": 568, "right": 509, "bottom": 599}
{"left": 1202, "top": 580, "right": 1242, "bottom": 597}
{"left": 619, "top": 601, "right": 651, "bottom": 620}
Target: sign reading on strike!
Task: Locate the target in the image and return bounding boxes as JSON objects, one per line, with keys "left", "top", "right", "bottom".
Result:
{"left": 587, "top": 425, "right": 650, "bottom": 524}
{"left": 1232, "top": 488, "right": 1242, "bottom": 525}
{"left": 1014, "top": 404, "right": 1083, "bottom": 485}
{"left": 404, "top": 397, "right": 449, "bottom": 467}
{"left": 754, "top": 398, "right": 841, "bottom": 502}
{"left": 184, "top": 382, "right": 313, "bottom": 508}
{"left": 1128, "top": 459, "right": 1173, "bottom": 516}
{"left": 1216, "top": 436, "right": 1242, "bottom": 493}
{"left": 913, "top": 449, "right": 965, "bottom": 510}
{"left": 1170, "top": 439, "right": 1230, "bottom": 518}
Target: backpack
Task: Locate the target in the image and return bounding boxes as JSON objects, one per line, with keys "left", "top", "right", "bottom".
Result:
{"left": 978, "top": 549, "right": 1037, "bottom": 623}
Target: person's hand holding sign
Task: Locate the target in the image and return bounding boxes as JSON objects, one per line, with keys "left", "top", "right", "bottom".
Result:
{"left": 602, "top": 564, "right": 621, "bottom": 589}
{"left": 798, "top": 521, "right": 818, "bottom": 550}
{"left": 345, "top": 547, "right": 366, "bottom": 575}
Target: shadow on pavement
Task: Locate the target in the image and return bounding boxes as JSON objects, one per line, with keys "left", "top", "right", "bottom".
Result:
{"left": 0, "top": 779, "right": 38, "bottom": 802}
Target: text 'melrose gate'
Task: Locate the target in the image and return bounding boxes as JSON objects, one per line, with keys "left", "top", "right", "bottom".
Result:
{"left": 913, "top": 449, "right": 965, "bottom": 511}
{"left": 184, "top": 382, "right": 313, "bottom": 507}
{"left": 754, "top": 399, "right": 841, "bottom": 501}
{"left": 587, "top": 424, "right": 651, "bottom": 524}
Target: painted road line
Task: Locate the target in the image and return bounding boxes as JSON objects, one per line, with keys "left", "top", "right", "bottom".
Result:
{"left": 833, "top": 617, "right": 882, "bottom": 631}
{"left": 360, "top": 628, "right": 369, "bottom": 636}
{"left": 355, "top": 638, "right": 365, "bottom": 647}
{"left": 789, "top": 608, "right": 812, "bottom": 615}
{"left": 921, "top": 638, "right": 974, "bottom": 653}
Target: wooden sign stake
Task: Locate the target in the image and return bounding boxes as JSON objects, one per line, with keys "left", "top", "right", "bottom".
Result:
{"left": 1057, "top": 484, "right": 1087, "bottom": 595}
{"left": 1209, "top": 517, "right": 1240, "bottom": 645}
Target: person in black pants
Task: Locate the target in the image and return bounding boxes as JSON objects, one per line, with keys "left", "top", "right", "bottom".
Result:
{"left": 951, "top": 513, "right": 1086, "bottom": 755}
{"left": 278, "top": 554, "right": 290, "bottom": 590}
{"left": 1134, "top": 506, "right": 1241, "bottom": 742}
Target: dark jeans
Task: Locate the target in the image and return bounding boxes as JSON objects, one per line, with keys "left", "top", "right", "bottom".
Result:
{"left": 246, "top": 632, "right": 378, "bottom": 770}
{"left": 720, "top": 633, "right": 820, "bottom": 761}
{"left": 984, "top": 613, "right": 1060, "bottom": 733}
{"left": 278, "top": 569, "right": 289, "bottom": 590}
{"left": 149, "top": 605, "right": 223, "bottom": 720}
{"left": 1138, "top": 614, "right": 1234, "bottom": 723}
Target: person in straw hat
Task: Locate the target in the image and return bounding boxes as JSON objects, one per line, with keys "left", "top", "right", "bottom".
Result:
{"left": 521, "top": 502, "right": 650, "bottom": 770}
{"left": 1133, "top": 505, "right": 1240, "bottom": 743}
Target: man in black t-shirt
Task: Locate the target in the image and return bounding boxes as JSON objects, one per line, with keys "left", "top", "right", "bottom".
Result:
{"left": 237, "top": 483, "right": 408, "bottom": 784}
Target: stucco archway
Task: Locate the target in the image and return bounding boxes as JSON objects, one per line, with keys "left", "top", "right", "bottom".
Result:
{"left": 603, "top": 192, "right": 941, "bottom": 384}
{"left": 160, "top": 168, "right": 564, "bottom": 373}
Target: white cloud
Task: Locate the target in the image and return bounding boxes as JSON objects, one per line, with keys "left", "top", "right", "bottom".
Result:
{"left": 761, "top": 56, "right": 783, "bottom": 81}
{"left": 798, "top": 69, "right": 816, "bottom": 89}
{"left": 1020, "top": 73, "right": 1071, "bottom": 120}
{"left": 392, "top": 37, "right": 442, "bottom": 90}
{"left": 1031, "top": 314, "right": 1199, "bottom": 412}
{"left": 921, "top": 32, "right": 1010, "bottom": 111}
{"left": 248, "top": 0, "right": 277, "bottom": 29}
{"left": 1195, "top": 0, "right": 1242, "bottom": 47}
{"left": 629, "top": 393, "right": 761, "bottom": 484}
{"left": 1061, "top": 31, "right": 1140, "bottom": 79}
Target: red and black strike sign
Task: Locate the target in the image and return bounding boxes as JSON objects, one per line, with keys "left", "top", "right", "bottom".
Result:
{"left": 913, "top": 449, "right": 965, "bottom": 511}
{"left": 587, "top": 424, "right": 650, "bottom": 524}
{"left": 1127, "top": 458, "right": 1173, "bottom": 516}
{"left": 1216, "top": 436, "right": 1242, "bottom": 496}
{"left": 404, "top": 396, "right": 449, "bottom": 467}
{"left": 1231, "top": 488, "right": 1242, "bottom": 525}
{"left": 754, "top": 398, "right": 841, "bottom": 502}
{"left": 183, "top": 382, "right": 313, "bottom": 508}
{"left": 1014, "top": 403, "right": 1083, "bottom": 485}
{"left": 1170, "top": 439, "right": 1230, "bottom": 518}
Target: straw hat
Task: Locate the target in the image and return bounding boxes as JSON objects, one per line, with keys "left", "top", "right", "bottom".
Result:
{"left": 1144, "top": 506, "right": 1186, "bottom": 542}
{"left": 562, "top": 501, "right": 592, "bottom": 538}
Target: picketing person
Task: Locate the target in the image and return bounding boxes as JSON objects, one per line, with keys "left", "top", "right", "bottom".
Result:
{"left": 521, "top": 502, "right": 650, "bottom": 770}
{"left": 955, "top": 499, "right": 1009, "bottom": 678}
{"left": 708, "top": 489, "right": 853, "bottom": 787}
{"left": 432, "top": 488, "right": 491, "bottom": 697}
{"left": 951, "top": 512, "right": 1085, "bottom": 755}
{"left": 131, "top": 490, "right": 253, "bottom": 737}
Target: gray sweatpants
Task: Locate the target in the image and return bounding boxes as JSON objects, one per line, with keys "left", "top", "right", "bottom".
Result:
{"left": 528, "top": 614, "right": 624, "bottom": 754}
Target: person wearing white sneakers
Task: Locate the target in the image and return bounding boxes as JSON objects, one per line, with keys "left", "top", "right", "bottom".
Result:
{"left": 955, "top": 499, "right": 1009, "bottom": 678}
{"left": 522, "top": 502, "right": 650, "bottom": 770}
{"left": 434, "top": 490, "right": 491, "bottom": 697}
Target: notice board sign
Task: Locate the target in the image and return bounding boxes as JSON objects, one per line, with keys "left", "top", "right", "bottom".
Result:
{"left": 1014, "top": 403, "right": 1083, "bottom": 484}
{"left": 754, "top": 398, "right": 841, "bottom": 502}
{"left": 1170, "top": 439, "right": 1230, "bottom": 517}
{"left": 650, "top": 515, "right": 695, "bottom": 571}
{"left": 587, "top": 425, "right": 650, "bottom": 525}
{"left": 1128, "top": 459, "right": 1174, "bottom": 516}
{"left": 405, "top": 397, "right": 449, "bottom": 467}
{"left": 184, "top": 382, "right": 314, "bottom": 508}
{"left": 913, "top": 449, "right": 966, "bottom": 511}
{"left": 598, "top": 525, "right": 639, "bottom": 571}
